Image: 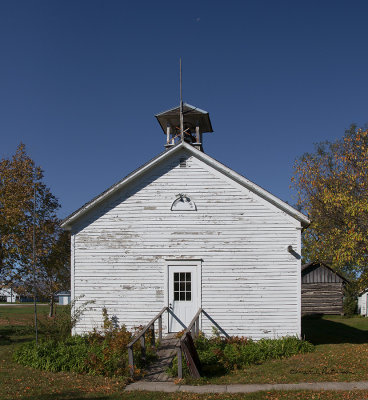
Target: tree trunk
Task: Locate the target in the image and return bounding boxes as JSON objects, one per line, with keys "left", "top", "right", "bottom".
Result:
{"left": 49, "top": 296, "right": 54, "bottom": 317}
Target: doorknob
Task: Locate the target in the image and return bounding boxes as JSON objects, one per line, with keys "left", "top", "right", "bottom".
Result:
{"left": 169, "top": 303, "right": 173, "bottom": 309}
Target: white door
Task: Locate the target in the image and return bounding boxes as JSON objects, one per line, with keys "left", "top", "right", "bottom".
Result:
{"left": 168, "top": 265, "right": 199, "bottom": 332}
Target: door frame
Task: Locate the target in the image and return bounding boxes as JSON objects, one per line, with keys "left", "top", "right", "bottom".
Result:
{"left": 164, "top": 258, "right": 202, "bottom": 333}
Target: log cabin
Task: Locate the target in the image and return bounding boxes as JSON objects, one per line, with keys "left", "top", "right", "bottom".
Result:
{"left": 301, "top": 262, "right": 347, "bottom": 315}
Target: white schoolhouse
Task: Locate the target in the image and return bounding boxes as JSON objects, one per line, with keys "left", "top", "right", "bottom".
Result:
{"left": 61, "top": 103, "right": 310, "bottom": 339}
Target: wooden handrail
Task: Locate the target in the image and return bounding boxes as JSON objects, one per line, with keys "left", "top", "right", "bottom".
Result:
{"left": 127, "top": 306, "right": 168, "bottom": 348}
{"left": 179, "top": 307, "right": 202, "bottom": 344}
{"left": 176, "top": 307, "right": 229, "bottom": 379}
{"left": 126, "top": 306, "right": 168, "bottom": 378}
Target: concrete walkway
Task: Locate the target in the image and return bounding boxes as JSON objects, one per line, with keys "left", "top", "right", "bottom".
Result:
{"left": 125, "top": 380, "right": 368, "bottom": 393}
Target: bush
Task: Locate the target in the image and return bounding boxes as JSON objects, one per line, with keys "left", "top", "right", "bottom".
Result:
{"left": 169, "top": 334, "right": 314, "bottom": 377}
{"left": 343, "top": 283, "right": 358, "bottom": 316}
{"left": 14, "top": 307, "right": 157, "bottom": 378}
{"left": 14, "top": 336, "right": 91, "bottom": 373}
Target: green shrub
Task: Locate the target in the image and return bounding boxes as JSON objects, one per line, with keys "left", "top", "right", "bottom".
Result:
{"left": 14, "top": 307, "right": 157, "bottom": 378}
{"left": 343, "top": 283, "right": 358, "bottom": 316}
{"left": 169, "top": 334, "right": 314, "bottom": 377}
{"left": 14, "top": 336, "right": 91, "bottom": 373}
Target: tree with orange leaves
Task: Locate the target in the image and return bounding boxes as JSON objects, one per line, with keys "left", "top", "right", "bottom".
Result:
{"left": 0, "top": 144, "right": 69, "bottom": 315}
{"left": 292, "top": 124, "right": 368, "bottom": 288}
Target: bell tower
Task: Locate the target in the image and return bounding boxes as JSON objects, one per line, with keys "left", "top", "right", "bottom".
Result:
{"left": 155, "top": 103, "right": 213, "bottom": 152}
{"left": 155, "top": 60, "right": 213, "bottom": 152}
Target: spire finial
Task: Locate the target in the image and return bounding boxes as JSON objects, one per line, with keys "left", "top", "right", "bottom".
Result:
{"left": 179, "top": 58, "right": 184, "bottom": 142}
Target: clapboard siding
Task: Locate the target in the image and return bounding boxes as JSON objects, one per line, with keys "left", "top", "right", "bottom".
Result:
{"left": 358, "top": 291, "right": 368, "bottom": 316}
{"left": 72, "top": 149, "right": 301, "bottom": 339}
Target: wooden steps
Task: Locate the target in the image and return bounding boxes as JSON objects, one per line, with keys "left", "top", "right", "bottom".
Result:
{"left": 142, "top": 334, "right": 178, "bottom": 382}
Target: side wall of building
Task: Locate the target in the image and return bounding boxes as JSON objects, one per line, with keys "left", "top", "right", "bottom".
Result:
{"left": 358, "top": 292, "right": 368, "bottom": 316}
{"left": 301, "top": 283, "right": 344, "bottom": 315}
{"left": 71, "top": 149, "right": 301, "bottom": 339}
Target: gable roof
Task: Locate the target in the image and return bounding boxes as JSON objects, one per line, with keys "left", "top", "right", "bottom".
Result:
{"left": 302, "top": 262, "right": 348, "bottom": 283}
{"left": 61, "top": 142, "right": 310, "bottom": 230}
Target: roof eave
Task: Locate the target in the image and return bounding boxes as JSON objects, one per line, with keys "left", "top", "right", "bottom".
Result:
{"left": 62, "top": 141, "right": 310, "bottom": 230}
{"left": 61, "top": 143, "right": 186, "bottom": 230}
{"left": 181, "top": 142, "right": 310, "bottom": 226}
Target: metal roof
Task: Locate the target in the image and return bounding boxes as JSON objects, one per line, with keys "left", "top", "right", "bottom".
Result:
{"left": 155, "top": 103, "right": 213, "bottom": 134}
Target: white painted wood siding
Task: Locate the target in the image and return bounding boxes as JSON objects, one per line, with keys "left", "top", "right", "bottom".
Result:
{"left": 72, "top": 149, "right": 301, "bottom": 339}
{"left": 358, "top": 292, "right": 367, "bottom": 316}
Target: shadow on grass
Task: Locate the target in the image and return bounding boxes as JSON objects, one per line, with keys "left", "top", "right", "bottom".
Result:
{"left": 0, "top": 325, "right": 34, "bottom": 346}
{"left": 302, "top": 315, "right": 368, "bottom": 345}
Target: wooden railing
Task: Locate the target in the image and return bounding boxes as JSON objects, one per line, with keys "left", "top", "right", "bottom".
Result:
{"left": 126, "top": 306, "right": 168, "bottom": 378}
{"left": 126, "top": 306, "right": 229, "bottom": 379}
{"left": 176, "top": 308, "right": 229, "bottom": 379}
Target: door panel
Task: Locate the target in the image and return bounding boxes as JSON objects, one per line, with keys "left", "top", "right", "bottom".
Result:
{"left": 168, "top": 265, "right": 198, "bottom": 332}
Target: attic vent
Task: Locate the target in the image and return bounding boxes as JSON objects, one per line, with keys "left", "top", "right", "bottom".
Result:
{"left": 179, "top": 158, "right": 187, "bottom": 168}
{"left": 171, "top": 194, "right": 197, "bottom": 211}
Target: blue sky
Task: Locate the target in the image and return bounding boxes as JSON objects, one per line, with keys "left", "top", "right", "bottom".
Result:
{"left": 1, "top": 1, "right": 367, "bottom": 219}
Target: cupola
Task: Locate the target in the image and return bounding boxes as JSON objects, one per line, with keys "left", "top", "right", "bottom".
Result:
{"left": 155, "top": 103, "right": 213, "bottom": 152}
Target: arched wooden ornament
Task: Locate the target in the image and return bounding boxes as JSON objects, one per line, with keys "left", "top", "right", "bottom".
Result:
{"left": 171, "top": 194, "right": 197, "bottom": 211}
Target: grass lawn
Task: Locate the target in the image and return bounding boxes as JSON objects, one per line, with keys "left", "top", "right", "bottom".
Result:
{"left": 185, "top": 315, "right": 368, "bottom": 385}
{"left": 1, "top": 307, "right": 368, "bottom": 400}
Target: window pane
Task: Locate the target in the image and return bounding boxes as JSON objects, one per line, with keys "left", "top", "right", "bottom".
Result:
{"left": 186, "top": 282, "right": 191, "bottom": 291}
{"left": 180, "top": 282, "right": 185, "bottom": 291}
{"left": 174, "top": 273, "right": 179, "bottom": 282}
{"left": 180, "top": 273, "right": 185, "bottom": 281}
{"left": 186, "top": 292, "right": 191, "bottom": 301}
{"left": 174, "top": 292, "right": 179, "bottom": 301}
{"left": 180, "top": 292, "right": 185, "bottom": 300}
{"left": 186, "top": 273, "right": 191, "bottom": 281}
{"left": 174, "top": 282, "right": 179, "bottom": 291}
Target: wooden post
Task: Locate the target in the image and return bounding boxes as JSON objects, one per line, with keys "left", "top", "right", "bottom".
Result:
{"left": 150, "top": 323, "right": 155, "bottom": 347}
{"left": 128, "top": 346, "right": 134, "bottom": 378}
{"left": 140, "top": 335, "right": 146, "bottom": 362}
{"left": 166, "top": 125, "right": 171, "bottom": 144}
{"left": 195, "top": 316, "right": 199, "bottom": 337}
{"left": 191, "top": 324, "right": 195, "bottom": 337}
{"left": 177, "top": 346, "right": 183, "bottom": 379}
{"left": 158, "top": 315, "right": 162, "bottom": 341}
{"left": 196, "top": 125, "right": 200, "bottom": 143}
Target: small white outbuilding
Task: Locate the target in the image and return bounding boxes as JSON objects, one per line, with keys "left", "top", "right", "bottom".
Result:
{"left": 358, "top": 289, "right": 368, "bottom": 316}
{"left": 56, "top": 291, "right": 71, "bottom": 305}
{"left": 0, "top": 288, "right": 18, "bottom": 302}
{"left": 61, "top": 103, "right": 310, "bottom": 339}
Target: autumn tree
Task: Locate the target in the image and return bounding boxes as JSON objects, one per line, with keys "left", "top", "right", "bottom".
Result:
{"left": 38, "top": 230, "right": 70, "bottom": 316}
{"left": 292, "top": 125, "right": 368, "bottom": 288}
{"left": 0, "top": 143, "right": 70, "bottom": 315}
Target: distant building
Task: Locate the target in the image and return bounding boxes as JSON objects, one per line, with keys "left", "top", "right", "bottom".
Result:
{"left": 56, "top": 291, "right": 71, "bottom": 305}
{"left": 301, "top": 262, "right": 348, "bottom": 315}
{"left": 358, "top": 289, "right": 368, "bottom": 317}
{"left": 0, "top": 288, "right": 18, "bottom": 302}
